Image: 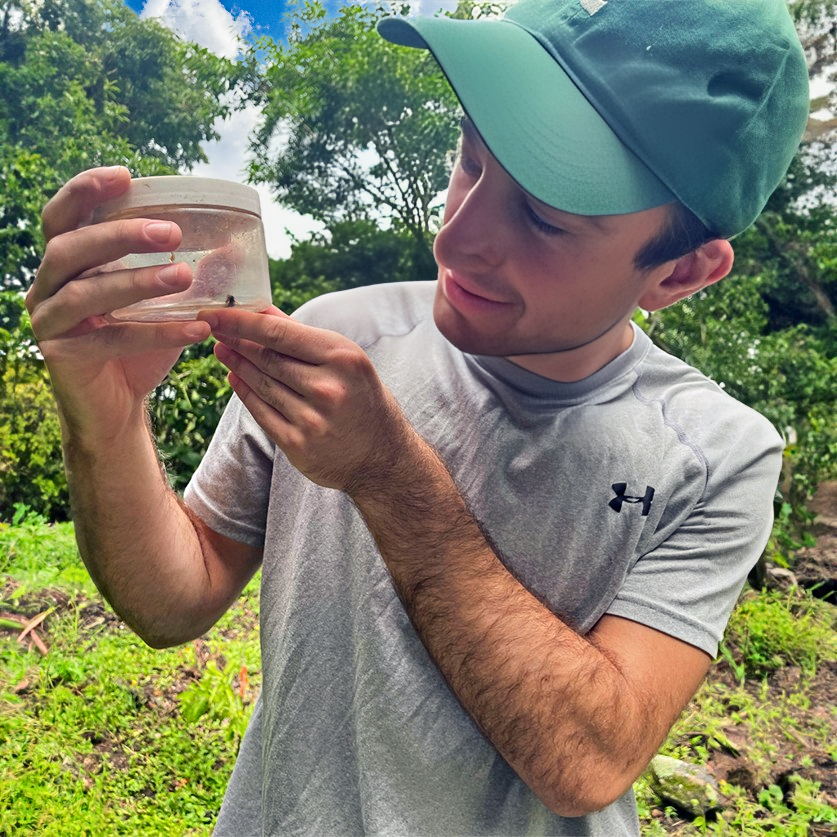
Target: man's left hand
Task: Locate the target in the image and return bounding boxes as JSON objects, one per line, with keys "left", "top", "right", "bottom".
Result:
{"left": 201, "top": 307, "right": 408, "bottom": 492}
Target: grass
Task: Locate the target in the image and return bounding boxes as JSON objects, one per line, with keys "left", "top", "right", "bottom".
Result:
{"left": 635, "top": 584, "right": 836, "bottom": 835}
{"left": 722, "top": 587, "right": 835, "bottom": 679}
{"left": 0, "top": 514, "right": 260, "bottom": 836}
{"left": 635, "top": 677, "right": 837, "bottom": 835}
{"left": 1, "top": 514, "right": 835, "bottom": 835}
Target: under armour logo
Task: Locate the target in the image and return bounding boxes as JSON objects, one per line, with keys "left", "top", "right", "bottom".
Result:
{"left": 580, "top": 0, "right": 607, "bottom": 15}
{"left": 609, "top": 483, "right": 655, "bottom": 516}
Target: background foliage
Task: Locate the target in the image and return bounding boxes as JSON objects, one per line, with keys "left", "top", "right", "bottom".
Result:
{"left": 246, "top": 1, "right": 461, "bottom": 253}
{"left": 0, "top": 0, "right": 241, "bottom": 288}
{"left": 642, "top": 151, "right": 837, "bottom": 552}
{"left": 0, "top": 2, "right": 834, "bottom": 834}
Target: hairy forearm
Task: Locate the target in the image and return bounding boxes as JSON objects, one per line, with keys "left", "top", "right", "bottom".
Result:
{"left": 61, "top": 404, "right": 222, "bottom": 648}
{"left": 349, "top": 428, "right": 659, "bottom": 816}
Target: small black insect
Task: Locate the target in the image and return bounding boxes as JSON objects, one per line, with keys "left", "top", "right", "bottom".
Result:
{"left": 225, "top": 295, "right": 236, "bottom": 307}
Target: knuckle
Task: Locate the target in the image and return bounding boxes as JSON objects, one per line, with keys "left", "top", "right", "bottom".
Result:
{"left": 126, "top": 265, "right": 152, "bottom": 295}
{"left": 263, "top": 317, "right": 290, "bottom": 346}
{"left": 310, "top": 378, "right": 347, "bottom": 405}
{"left": 299, "top": 409, "right": 328, "bottom": 438}
{"left": 115, "top": 217, "right": 146, "bottom": 243}
{"left": 256, "top": 344, "right": 276, "bottom": 370}
{"left": 255, "top": 368, "right": 278, "bottom": 399}
{"left": 115, "top": 218, "right": 134, "bottom": 241}
{"left": 115, "top": 217, "right": 154, "bottom": 252}
{"left": 28, "top": 306, "right": 47, "bottom": 338}
{"left": 333, "top": 344, "right": 372, "bottom": 375}
{"left": 59, "top": 278, "right": 88, "bottom": 310}
{"left": 24, "top": 285, "right": 37, "bottom": 315}
{"left": 42, "top": 176, "right": 91, "bottom": 237}
{"left": 41, "top": 233, "right": 69, "bottom": 268}
{"left": 282, "top": 426, "right": 307, "bottom": 455}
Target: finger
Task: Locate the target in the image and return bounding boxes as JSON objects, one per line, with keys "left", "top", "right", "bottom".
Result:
{"left": 225, "top": 370, "right": 304, "bottom": 454}
{"left": 214, "top": 341, "right": 309, "bottom": 419}
{"left": 41, "top": 319, "right": 211, "bottom": 361}
{"left": 199, "top": 308, "right": 338, "bottom": 365}
{"left": 30, "top": 261, "right": 194, "bottom": 340}
{"left": 213, "top": 325, "right": 347, "bottom": 409}
{"left": 29, "top": 218, "right": 184, "bottom": 310}
{"left": 42, "top": 166, "right": 132, "bottom": 241}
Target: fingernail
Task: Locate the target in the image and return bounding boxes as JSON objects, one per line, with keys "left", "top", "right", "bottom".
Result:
{"left": 145, "top": 221, "right": 174, "bottom": 242}
{"left": 157, "top": 264, "right": 182, "bottom": 286}
{"left": 103, "top": 165, "right": 126, "bottom": 181}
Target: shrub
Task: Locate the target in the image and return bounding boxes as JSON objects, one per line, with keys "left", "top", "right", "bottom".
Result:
{"left": 0, "top": 293, "right": 68, "bottom": 521}
{"left": 722, "top": 587, "right": 837, "bottom": 679}
{"left": 150, "top": 345, "right": 232, "bottom": 494}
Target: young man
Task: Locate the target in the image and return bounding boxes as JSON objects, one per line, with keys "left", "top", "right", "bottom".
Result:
{"left": 27, "top": 0, "right": 809, "bottom": 834}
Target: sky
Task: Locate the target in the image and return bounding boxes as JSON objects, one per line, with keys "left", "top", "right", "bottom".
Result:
{"left": 123, "top": 1, "right": 458, "bottom": 258}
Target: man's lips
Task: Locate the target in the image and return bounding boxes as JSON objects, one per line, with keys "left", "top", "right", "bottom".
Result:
{"left": 442, "top": 271, "right": 510, "bottom": 312}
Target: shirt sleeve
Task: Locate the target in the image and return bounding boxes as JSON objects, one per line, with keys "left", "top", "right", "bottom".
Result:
{"left": 183, "top": 394, "right": 276, "bottom": 548}
{"left": 606, "top": 413, "right": 784, "bottom": 657}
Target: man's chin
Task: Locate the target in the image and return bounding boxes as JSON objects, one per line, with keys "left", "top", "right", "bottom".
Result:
{"left": 432, "top": 308, "right": 500, "bottom": 357}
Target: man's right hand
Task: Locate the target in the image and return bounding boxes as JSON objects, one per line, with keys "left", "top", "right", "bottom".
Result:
{"left": 26, "top": 166, "right": 211, "bottom": 444}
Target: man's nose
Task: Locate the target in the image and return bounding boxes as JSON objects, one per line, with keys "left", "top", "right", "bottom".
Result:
{"left": 435, "top": 175, "right": 509, "bottom": 271}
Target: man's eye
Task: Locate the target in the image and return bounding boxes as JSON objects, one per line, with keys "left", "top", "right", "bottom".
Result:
{"left": 459, "top": 153, "right": 482, "bottom": 178}
{"left": 525, "top": 204, "right": 564, "bottom": 236}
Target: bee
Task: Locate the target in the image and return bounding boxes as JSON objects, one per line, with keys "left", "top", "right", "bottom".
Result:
{"left": 225, "top": 295, "right": 236, "bottom": 307}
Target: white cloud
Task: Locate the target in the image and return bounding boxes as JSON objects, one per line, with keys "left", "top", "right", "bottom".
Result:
{"left": 139, "top": 0, "right": 252, "bottom": 59}
{"left": 138, "top": 1, "right": 316, "bottom": 257}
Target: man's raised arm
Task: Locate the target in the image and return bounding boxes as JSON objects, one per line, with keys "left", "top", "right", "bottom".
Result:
{"left": 27, "top": 167, "right": 261, "bottom": 647}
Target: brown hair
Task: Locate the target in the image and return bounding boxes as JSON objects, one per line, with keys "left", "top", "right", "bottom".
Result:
{"left": 634, "top": 203, "right": 719, "bottom": 271}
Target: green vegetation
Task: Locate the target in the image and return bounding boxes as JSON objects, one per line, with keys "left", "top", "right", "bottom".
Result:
{"left": 0, "top": 512, "right": 260, "bottom": 835}
{"left": 0, "top": 0, "right": 243, "bottom": 289}
{"left": 0, "top": 293, "right": 66, "bottom": 520}
{"left": 722, "top": 588, "right": 836, "bottom": 680}
{"left": 635, "top": 583, "right": 837, "bottom": 835}
{"left": 247, "top": 1, "right": 461, "bottom": 247}
{"left": 1, "top": 0, "right": 834, "bottom": 550}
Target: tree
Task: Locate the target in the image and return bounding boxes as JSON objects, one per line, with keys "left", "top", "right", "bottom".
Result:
{"left": 0, "top": 291, "right": 67, "bottom": 520}
{"left": 269, "top": 218, "right": 438, "bottom": 313}
{"left": 0, "top": 0, "right": 242, "bottom": 288}
{"left": 791, "top": 0, "right": 837, "bottom": 142}
{"left": 245, "top": 1, "right": 461, "bottom": 253}
{"left": 0, "top": 0, "right": 246, "bottom": 518}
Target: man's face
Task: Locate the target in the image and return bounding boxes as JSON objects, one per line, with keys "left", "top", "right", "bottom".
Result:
{"left": 432, "top": 121, "right": 677, "bottom": 382}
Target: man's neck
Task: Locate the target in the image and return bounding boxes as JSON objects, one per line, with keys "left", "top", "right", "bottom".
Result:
{"left": 507, "top": 321, "right": 637, "bottom": 382}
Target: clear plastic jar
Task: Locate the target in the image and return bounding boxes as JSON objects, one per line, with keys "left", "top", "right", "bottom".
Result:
{"left": 92, "top": 176, "right": 272, "bottom": 321}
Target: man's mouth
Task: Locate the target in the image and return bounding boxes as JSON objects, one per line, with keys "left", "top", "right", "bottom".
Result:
{"left": 442, "top": 270, "right": 509, "bottom": 312}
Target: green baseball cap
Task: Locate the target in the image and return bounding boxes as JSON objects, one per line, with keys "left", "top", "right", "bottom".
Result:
{"left": 378, "top": 0, "right": 810, "bottom": 238}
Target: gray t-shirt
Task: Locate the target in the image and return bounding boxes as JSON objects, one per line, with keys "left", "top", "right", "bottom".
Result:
{"left": 185, "top": 281, "right": 783, "bottom": 836}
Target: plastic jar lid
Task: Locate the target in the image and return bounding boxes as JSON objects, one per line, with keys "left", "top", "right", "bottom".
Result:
{"left": 93, "top": 176, "right": 263, "bottom": 220}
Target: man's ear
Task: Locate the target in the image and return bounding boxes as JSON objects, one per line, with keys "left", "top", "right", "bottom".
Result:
{"left": 638, "top": 239, "right": 734, "bottom": 312}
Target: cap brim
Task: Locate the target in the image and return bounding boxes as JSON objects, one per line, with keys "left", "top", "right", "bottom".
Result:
{"left": 378, "top": 15, "right": 675, "bottom": 216}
